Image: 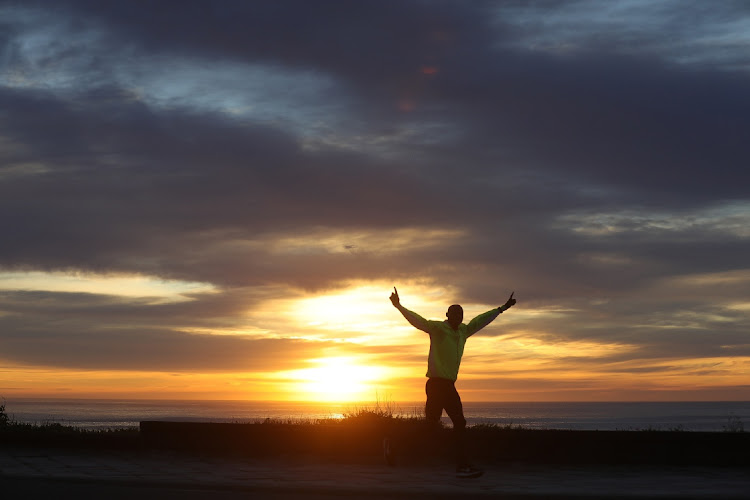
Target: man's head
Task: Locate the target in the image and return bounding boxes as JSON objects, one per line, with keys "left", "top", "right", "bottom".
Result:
{"left": 446, "top": 304, "right": 463, "bottom": 329}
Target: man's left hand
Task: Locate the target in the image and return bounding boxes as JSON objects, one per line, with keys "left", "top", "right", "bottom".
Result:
{"left": 501, "top": 292, "right": 516, "bottom": 311}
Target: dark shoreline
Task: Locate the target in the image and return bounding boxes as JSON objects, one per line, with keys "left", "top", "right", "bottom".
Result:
{"left": 3, "top": 419, "right": 749, "bottom": 467}
{"left": 137, "top": 421, "right": 750, "bottom": 466}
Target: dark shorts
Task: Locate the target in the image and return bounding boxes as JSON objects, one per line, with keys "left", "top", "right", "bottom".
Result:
{"left": 425, "top": 377, "right": 467, "bottom": 429}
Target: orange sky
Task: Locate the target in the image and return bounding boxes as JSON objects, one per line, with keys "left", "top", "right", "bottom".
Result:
{"left": 2, "top": 275, "right": 748, "bottom": 402}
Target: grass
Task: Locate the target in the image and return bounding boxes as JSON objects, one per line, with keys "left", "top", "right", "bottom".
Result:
{"left": 723, "top": 413, "right": 745, "bottom": 433}
{"left": 341, "top": 397, "right": 424, "bottom": 423}
{"left": 0, "top": 398, "right": 9, "bottom": 427}
{"left": 0, "top": 400, "right": 139, "bottom": 448}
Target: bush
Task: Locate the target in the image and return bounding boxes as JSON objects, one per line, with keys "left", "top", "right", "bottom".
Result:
{"left": 723, "top": 413, "right": 745, "bottom": 433}
{"left": 0, "top": 398, "right": 9, "bottom": 427}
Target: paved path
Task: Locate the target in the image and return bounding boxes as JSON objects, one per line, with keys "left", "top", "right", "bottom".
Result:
{"left": 1, "top": 446, "right": 749, "bottom": 499}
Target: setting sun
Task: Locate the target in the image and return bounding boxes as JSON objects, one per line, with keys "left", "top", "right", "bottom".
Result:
{"left": 288, "top": 357, "right": 387, "bottom": 402}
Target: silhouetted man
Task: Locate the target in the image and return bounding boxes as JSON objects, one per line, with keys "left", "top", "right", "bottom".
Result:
{"left": 389, "top": 287, "right": 516, "bottom": 478}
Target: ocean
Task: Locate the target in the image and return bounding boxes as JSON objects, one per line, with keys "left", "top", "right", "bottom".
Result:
{"left": 3, "top": 399, "right": 749, "bottom": 432}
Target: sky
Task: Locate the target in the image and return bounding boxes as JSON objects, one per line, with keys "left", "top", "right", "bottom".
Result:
{"left": 1, "top": 0, "right": 749, "bottom": 403}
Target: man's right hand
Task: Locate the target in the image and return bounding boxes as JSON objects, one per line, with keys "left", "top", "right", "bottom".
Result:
{"left": 390, "top": 287, "right": 400, "bottom": 307}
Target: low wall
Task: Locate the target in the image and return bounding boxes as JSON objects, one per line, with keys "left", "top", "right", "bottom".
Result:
{"left": 139, "top": 421, "right": 750, "bottom": 466}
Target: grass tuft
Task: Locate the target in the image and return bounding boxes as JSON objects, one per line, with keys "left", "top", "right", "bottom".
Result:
{"left": 0, "top": 397, "right": 9, "bottom": 427}
{"left": 723, "top": 413, "right": 745, "bottom": 433}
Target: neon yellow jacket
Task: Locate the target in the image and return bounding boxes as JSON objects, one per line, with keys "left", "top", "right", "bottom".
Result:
{"left": 395, "top": 305, "right": 503, "bottom": 381}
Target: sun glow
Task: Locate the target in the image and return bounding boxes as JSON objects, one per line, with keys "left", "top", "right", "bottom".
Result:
{"left": 277, "top": 282, "right": 457, "bottom": 337}
{"left": 288, "top": 357, "right": 387, "bottom": 402}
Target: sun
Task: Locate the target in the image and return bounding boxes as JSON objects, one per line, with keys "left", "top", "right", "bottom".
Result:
{"left": 291, "top": 357, "right": 385, "bottom": 402}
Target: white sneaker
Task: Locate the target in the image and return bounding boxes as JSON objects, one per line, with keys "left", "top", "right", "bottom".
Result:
{"left": 456, "top": 464, "right": 483, "bottom": 479}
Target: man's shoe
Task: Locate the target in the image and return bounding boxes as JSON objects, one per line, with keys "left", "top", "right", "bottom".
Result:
{"left": 456, "top": 464, "right": 483, "bottom": 479}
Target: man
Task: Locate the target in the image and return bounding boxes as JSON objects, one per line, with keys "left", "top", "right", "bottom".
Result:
{"left": 389, "top": 287, "right": 516, "bottom": 478}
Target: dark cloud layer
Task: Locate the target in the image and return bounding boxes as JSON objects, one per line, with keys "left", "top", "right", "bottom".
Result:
{"left": 0, "top": 289, "right": 370, "bottom": 372}
{"left": 0, "top": 0, "right": 748, "bottom": 386}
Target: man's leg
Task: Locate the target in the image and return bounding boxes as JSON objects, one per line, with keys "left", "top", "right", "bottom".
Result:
{"left": 441, "top": 381, "right": 468, "bottom": 468}
{"left": 424, "top": 378, "right": 445, "bottom": 426}
{"left": 424, "top": 378, "right": 447, "bottom": 458}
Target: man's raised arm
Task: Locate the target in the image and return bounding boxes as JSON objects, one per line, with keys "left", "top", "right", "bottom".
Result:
{"left": 466, "top": 292, "right": 517, "bottom": 337}
{"left": 390, "top": 287, "right": 431, "bottom": 333}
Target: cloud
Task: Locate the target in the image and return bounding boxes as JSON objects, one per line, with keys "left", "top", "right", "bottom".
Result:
{"left": 0, "top": 0, "right": 748, "bottom": 397}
